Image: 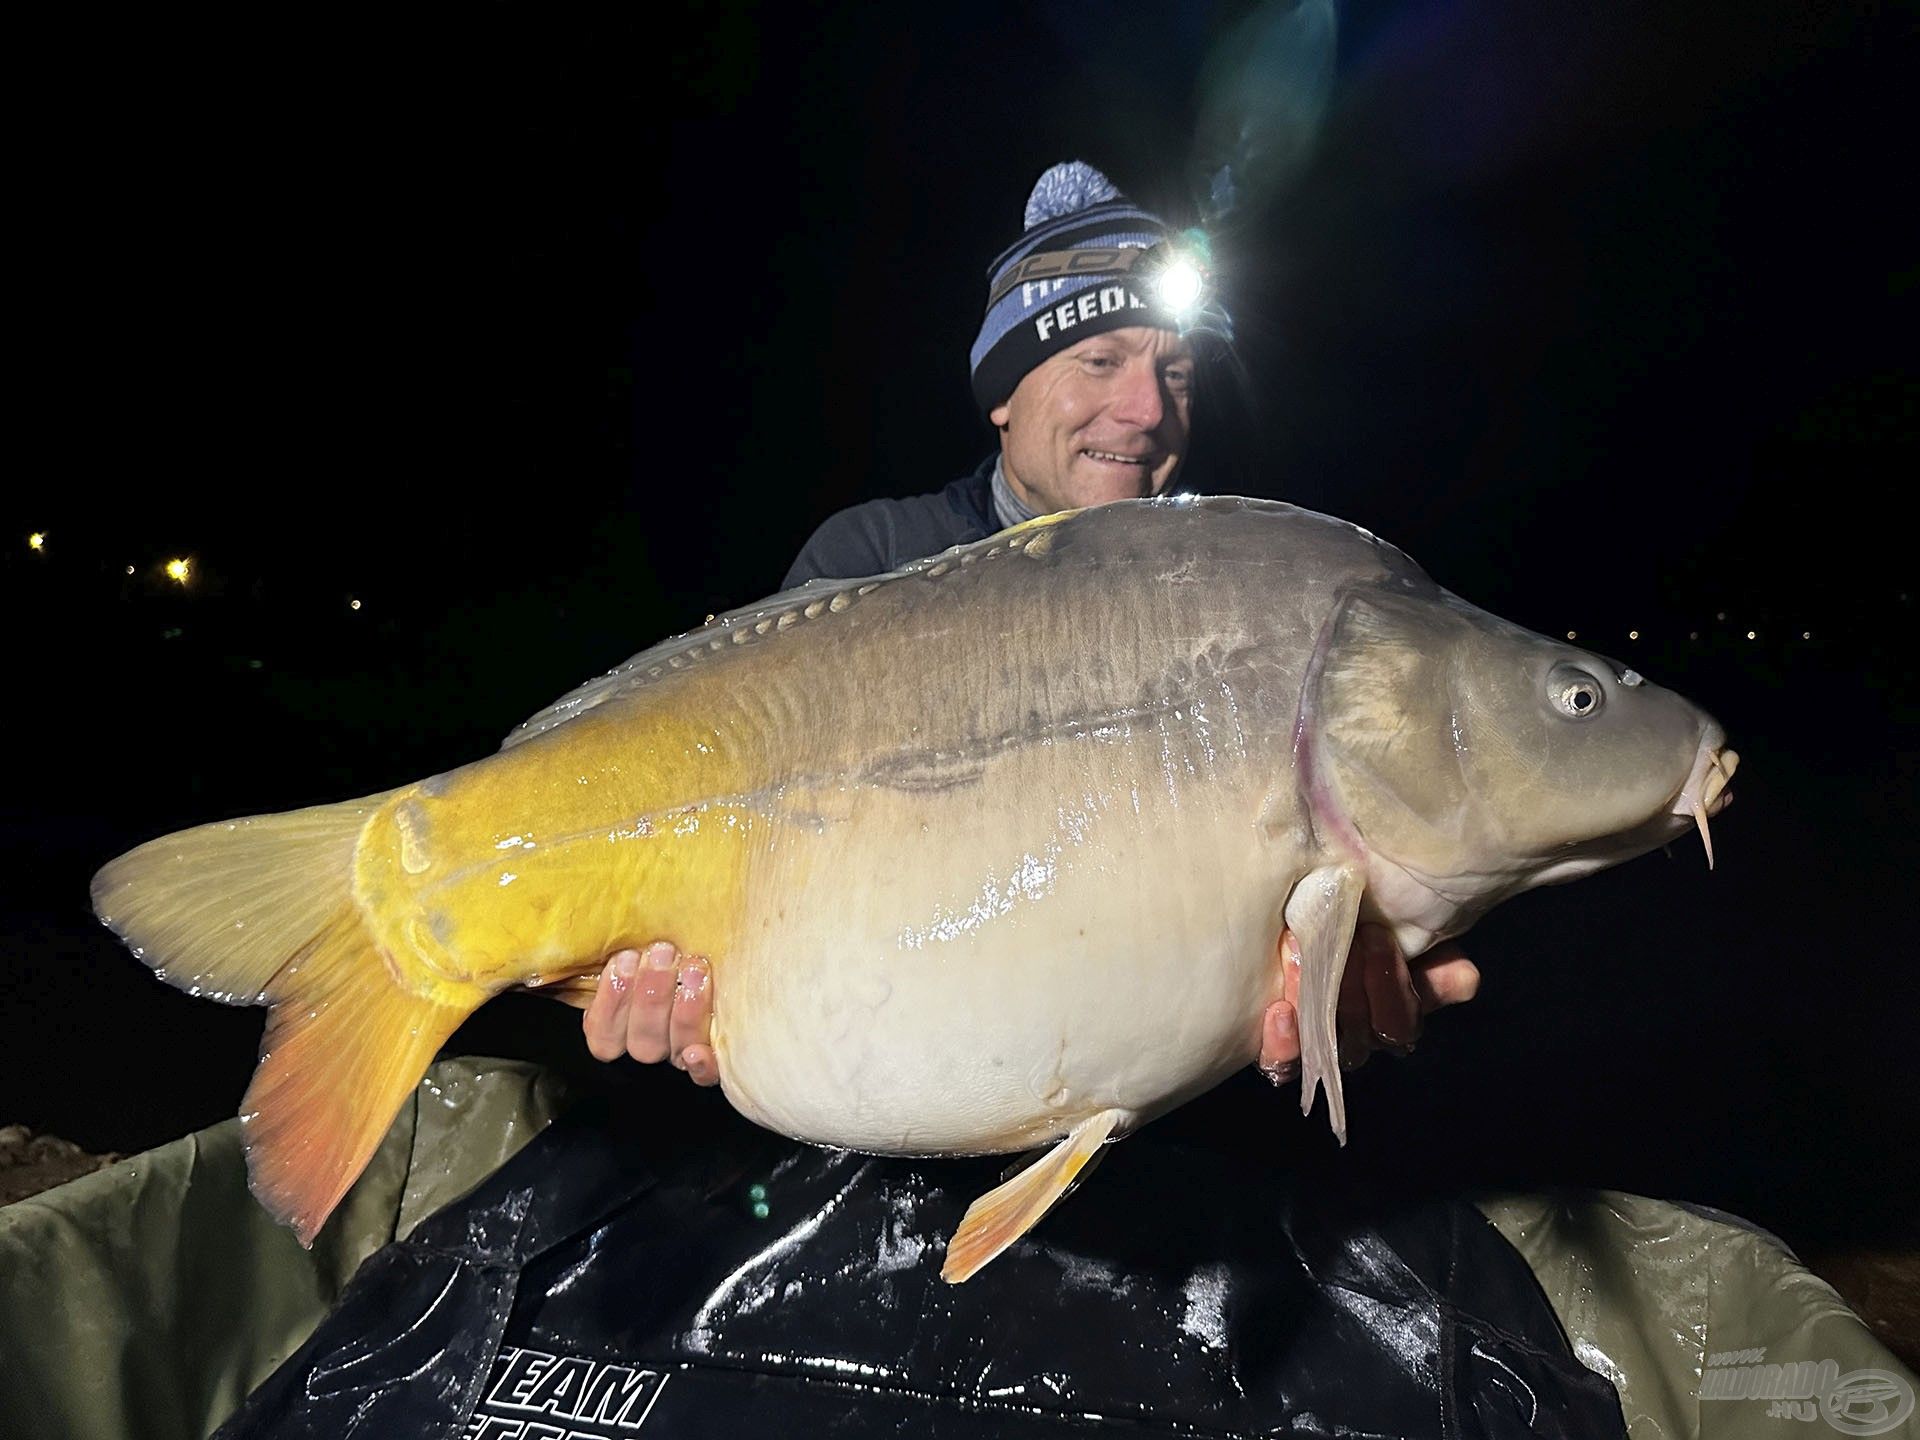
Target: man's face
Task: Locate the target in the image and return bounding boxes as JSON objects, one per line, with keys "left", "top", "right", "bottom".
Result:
{"left": 990, "top": 325, "right": 1194, "bottom": 515}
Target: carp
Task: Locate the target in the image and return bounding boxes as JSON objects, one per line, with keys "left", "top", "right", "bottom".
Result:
{"left": 92, "top": 497, "right": 1735, "bottom": 1282}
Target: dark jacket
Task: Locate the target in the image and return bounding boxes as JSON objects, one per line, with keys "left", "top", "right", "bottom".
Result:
{"left": 782, "top": 458, "right": 998, "bottom": 588}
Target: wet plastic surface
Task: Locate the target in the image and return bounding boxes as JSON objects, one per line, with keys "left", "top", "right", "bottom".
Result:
{"left": 221, "top": 1095, "right": 1626, "bottom": 1438}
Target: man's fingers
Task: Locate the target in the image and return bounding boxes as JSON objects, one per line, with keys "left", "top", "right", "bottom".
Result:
{"left": 668, "top": 957, "right": 713, "bottom": 1069}
{"left": 624, "top": 941, "right": 679, "bottom": 1064}
{"left": 583, "top": 949, "right": 640, "bottom": 1061}
{"left": 1258, "top": 999, "right": 1300, "bottom": 1085}
{"left": 1410, "top": 946, "right": 1481, "bottom": 1011}
{"left": 583, "top": 940, "right": 721, "bottom": 1080}
{"left": 679, "top": 1043, "right": 721, "bottom": 1087}
{"left": 1279, "top": 930, "right": 1303, "bottom": 1010}
{"left": 1356, "top": 923, "right": 1422, "bottom": 1050}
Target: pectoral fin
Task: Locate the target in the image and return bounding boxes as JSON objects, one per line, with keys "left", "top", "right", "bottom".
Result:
{"left": 941, "top": 1108, "right": 1125, "bottom": 1284}
{"left": 1284, "top": 863, "right": 1366, "bottom": 1144}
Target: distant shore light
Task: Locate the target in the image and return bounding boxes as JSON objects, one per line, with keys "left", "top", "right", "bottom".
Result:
{"left": 1565, "top": 630, "right": 1577, "bottom": 640}
{"left": 28, "top": 532, "right": 46, "bottom": 551}
{"left": 166, "top": 557, "right": 192, "bottom": 584}
{"left": 349, "top": 597, "right": 362, "bottom": 611}
{"left": 1628, "top": 630, "right": 1639, "bottom": 640}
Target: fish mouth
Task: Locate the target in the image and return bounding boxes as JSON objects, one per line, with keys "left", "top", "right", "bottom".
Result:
{"left": 1670, "top": 735, "right": 1739, "bottom": 869}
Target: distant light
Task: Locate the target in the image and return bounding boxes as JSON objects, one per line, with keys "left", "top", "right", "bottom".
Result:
{"left": 1565, "top": 630, "right": 1577, "bottom": 640}
{"left": 1802, "top": 631, "right": 1811, "bottom": 640}
{"left": 124, "top": 564, "right": 135, "bottom": 575}
{"left": 1746, "top": 630, "right": 1757, "bottom": 640}
{"left": 1628, "top": 630, "right": 1639, "bottom": 640}
{"left": 750, "top": 1200, "right": 771, "bottom": 1221}
{"left": 165, "top": 557, "right": 191, "bottom": 585}
{"left": 349, "top": 597, "right": 362, "bottom": 611}
{"left": 28, "top": 532, "right": 46, "bottom": 551}
{"left": 1716, "top": 611, "right": 1727, "bottom": 622}
{"left": 1689, "top": 631, "right": 1700, "bottom": 640}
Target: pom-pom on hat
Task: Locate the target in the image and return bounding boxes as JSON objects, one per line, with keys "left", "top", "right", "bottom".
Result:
{"left": 969, "top": 161, "right": 1176, "bottom": 418}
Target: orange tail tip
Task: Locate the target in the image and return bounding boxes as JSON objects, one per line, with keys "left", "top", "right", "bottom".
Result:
{"left": 91, "top": 792, "right": 483, "bottom": 1245}
{"left": 940, "top": 1108, "right": 1124, "bottom": 1284}
{"left": 240, "top": 912, "right": 470, "bottom": 1244}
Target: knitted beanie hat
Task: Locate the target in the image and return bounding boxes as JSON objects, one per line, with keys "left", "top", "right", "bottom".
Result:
{"left": 969, "top": 161, "right": 1180, "bottom": 418}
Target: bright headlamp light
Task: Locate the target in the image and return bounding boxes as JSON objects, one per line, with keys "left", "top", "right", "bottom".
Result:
{"left": 1151, "top": 253, "right": 1208, "bottom": 316}
{"left": 986, "top": 227, "right": 1222, "bottom": 334}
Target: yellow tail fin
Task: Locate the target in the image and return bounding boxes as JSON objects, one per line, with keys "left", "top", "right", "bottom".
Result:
{"left": 91, "top": 794, "right": 478, "bottom": 1245}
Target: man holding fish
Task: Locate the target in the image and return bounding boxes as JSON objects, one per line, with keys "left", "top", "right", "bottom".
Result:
{"left": 59, "top": 156, "right": 1832, "bottom": 1440}
{"left": 581, "top": 161, "right": 1482, "bottom": 1105}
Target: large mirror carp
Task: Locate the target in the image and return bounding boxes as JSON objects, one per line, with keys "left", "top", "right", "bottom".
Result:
{"left": 93, "top": 497, "right": 1735, "bottom": 1281}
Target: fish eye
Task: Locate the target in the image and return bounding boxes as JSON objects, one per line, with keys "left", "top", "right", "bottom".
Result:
{"left": 1549, "top": 664, "right": 1605, "bottom": 720}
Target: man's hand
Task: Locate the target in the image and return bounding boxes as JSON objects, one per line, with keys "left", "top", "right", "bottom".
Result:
{"left": 582, "top": 942, "right": 720, "bottom": 1086}
{"left": 583, "top": 924, "right": 1480, "bottom": 1092}
{"left": 1256, "top": 924, "right": 1480, "bottom": 1085}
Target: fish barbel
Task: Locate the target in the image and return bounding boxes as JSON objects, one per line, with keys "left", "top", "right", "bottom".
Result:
{"left": 91, "top": 498, "right": 1735, "bottom": 1281}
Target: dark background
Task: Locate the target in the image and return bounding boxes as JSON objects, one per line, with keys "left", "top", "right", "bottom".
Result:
{"left": 5, "top": 0, "right": 1915, "bottom": 1269}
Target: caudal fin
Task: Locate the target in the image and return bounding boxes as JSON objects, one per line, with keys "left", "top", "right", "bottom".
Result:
{"left": 92, "top": 795, "right": 476, "bottom": 1244}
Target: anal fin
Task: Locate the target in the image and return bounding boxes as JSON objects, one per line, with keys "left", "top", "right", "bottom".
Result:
{"left": 540, "top": 972, "right": 602, "bottom": 1010}
{"left": 1284, "top": 863, "right": 1365, "bottom": 1143}
{"left": 941, "top": 1108, "right": 1124, "bottom": 1284}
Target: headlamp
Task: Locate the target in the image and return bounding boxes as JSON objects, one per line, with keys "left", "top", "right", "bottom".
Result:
{"left": 987, "top": 227, "right": 1221, "bottom": 333}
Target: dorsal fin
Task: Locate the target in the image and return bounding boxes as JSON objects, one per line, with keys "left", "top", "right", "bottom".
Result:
{"left": 502, "top": 516, "right": 1087, "bottom": 749}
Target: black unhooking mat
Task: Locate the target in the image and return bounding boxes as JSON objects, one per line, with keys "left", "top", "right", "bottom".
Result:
{"left": 218, "top": 1095, "right": 1627, "bottom": 1439}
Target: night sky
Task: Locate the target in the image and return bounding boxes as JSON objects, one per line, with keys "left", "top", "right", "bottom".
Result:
{"left": 6, "top": 1, "right": 1915, "bottom": 1260}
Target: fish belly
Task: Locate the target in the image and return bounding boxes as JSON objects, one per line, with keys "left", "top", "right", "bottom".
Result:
{"left": 713, "top": 735, "right": 1293, "bottom": 1156}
